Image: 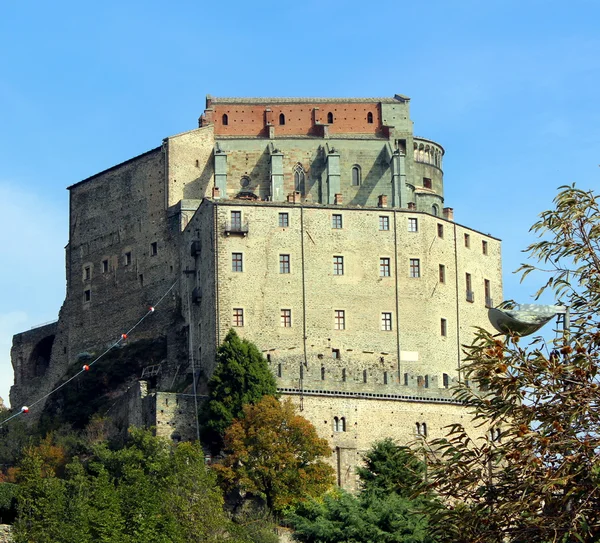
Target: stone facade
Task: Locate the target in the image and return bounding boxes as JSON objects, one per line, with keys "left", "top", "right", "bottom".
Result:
{"left": 10, "top": 94, "right": 502, "bottom": 488}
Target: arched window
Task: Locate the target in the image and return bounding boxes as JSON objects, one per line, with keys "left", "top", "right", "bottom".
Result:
{"left": 432, "top": 204, "right": 439, "bottom": 216}
{"left": 422, "top": 422, "right": 428, "bottom": 437}
{"left": 367, "top": 112, "right": 373, "bottom": 124}
{"left": 293, "top": 163, "right": 305, "bottom": 192}
{"left": 327, "top": 112, "right": 334, "bottom": 124}
{"left": 416, "top": 422, "right": 421, "bottom": 435}
{"left": 333, "top": 417, "right": 340, "bottom": 432}
{"left": 351, "top": 165, "right": 361, "bottom": 186}
{"left": 279, "top": 113, "right": 285, "bottom": 125}
{"left": 341, "top": 417, "right": 346, "bottom": 432}
{"left": 321, "top": 366, "right": 326, "bottom": 380}
{"left": 222, "top": 113, "right": 228, "bottom": 126}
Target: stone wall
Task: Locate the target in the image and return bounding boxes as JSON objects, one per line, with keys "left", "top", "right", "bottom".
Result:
{"left": 0, "top": 525, "right": 11, "bottom": 543}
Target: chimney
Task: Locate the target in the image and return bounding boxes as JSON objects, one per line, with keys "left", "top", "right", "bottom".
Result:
{"left": 443, "top": 207, "right": 454, "bottom": 221}
{"left": 334, "top": 193, "right": 343, "bottom": 205}
{"left": 293, "top": 191, "right": 301, "bottom": 204}
{"left": 408, "top": 202, "right": 416, "bottom": 210}
{"left": 212, "top": 186, "right": 221, "bottom": 199}
{"left": 287, "top": 193, "right": 294, "bottom": 203}
{"left": 378, "top": 194, "right": 388, "bottom": 208}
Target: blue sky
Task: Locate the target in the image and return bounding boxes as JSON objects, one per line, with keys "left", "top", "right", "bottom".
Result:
{"left": 1, "top": 0, "right": 599, "bottom": 406}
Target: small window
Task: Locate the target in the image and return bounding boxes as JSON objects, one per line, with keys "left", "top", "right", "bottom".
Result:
{"left": 408, "top": 218, "right": 418, "bottom": 232}
{"left": 333, "top": 256, "right": 344, "bottom": 275}
{"left": 381, "top": 312, "right": 392, "bottom": 331}
{"left": 321, "top": 366, "right": 326, "bottom": 380}
{"left": 422, "top": 422, "right": 428, "bottom": 437}
{"left": 279, "top": 254, "right": 290, "bottom": 274}
{"left": 231, "top": 210, "right": 242, "bottom": 229}
{"left": 423, "top": 178, "right": 432, "bottom": 189}
{"left": 333, "top": 416, "right": 339, "bottom": 431}
{"left": 383, "top": 371, "right": 388, "bottom": 385}
{"left": 150, "top": 242, "right": 158, "bottom": 256}
{"left": 441, "top": 318, "right": 447, "bottom": 337}
{"left": 334, "top": 310, "right": 345, "bottom": 330}
{"left": 464, "top": 233, "right": 470, "bottom": 248}
{"left": 363, "top": 369, "right": 368, "bottom": 383}
{"left": 341, "top": 417, "right": 346, "bottom": 432}
{"left": 139, "top": 274, "right": 144, "bottom": 287}
{"left": 367, "top": 112, "right": 373, "bottom": 123}
{"left": 332, "top": 348, "right": 340, "bottom": 359}
{"left": 342, "top": 368, "right": 347, "bottom": 381}
{"left": 83, "top": 289, "right": 91, "bottom": 302}
{"left": 379, "top": 258, "right": 391, "bottom": 277}
{"left": 485, "top": 279, "right": 492, "bottom": 308}
{"left": 443, "top": 373, "right": 450, "bottom": 388}
{"left": 84, "top": 266, "right": 91, "bottom": 281}
{"left": 437, "top": 224, "right": 444, "bottom": 238}
{"left": 222, "top": 113, "right": 228, "bottom": 126}
{"left": 281, "top": 309, "right": 292, "bottom": 327}
{"left": 232, "top": 252, "right": 243, "bottom": 272}
{"left": 278, "top": 212, "right": 289, "bottom": 227}
{"left": 409, "top": 258, "right": 420, "bottom": 278}
{"left": 416, "top": 422, "right": 421, "bottom": 435}
{"left": 279, "top": 113, "right": 285, "bottom": 125}
{"left": 124, "top": 252, "right": 132, "bottom": 266}
{"left": 102, "top": 259, "right": 109, "bottom": 273}
{"left": 351, "top": 165, "right": 361, "bottom": 186}
{"left": 432, "top": 204, "right": 439, "bottom": 216}
{"left": 327, "top": 112, "right": 334, "bottom": 124}
{"left": 233, "top": 308, "right": 244, "bottom": 327}
{"left": 379, "top": 216, "right": 390, "bottom": 231}
{"left": 439, "top": 264, "right": 446, "bottom": 284}
{"left": 482, "top": 240, "right": 488, "bottom": 255}
{"left": 332, "top": 214, "right": 343, "bottom": 229}
{"left": 277, "top": 363, "right": 282, "bottom": 377}
{"left": 466, "top": 273, "right": 473, "bottom": 302}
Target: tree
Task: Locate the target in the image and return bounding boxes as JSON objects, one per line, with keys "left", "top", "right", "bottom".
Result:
{"left": 200, "top": 329, "right": 277, "bottom": 451}
{"left": 288, "top": 439, "right": 437, "bottom": 543}
{"left": 214, "top": 395, "right": 335, "bottom": 514}
{"left": 421, "top": 186, "right": 600, "bottom": 542}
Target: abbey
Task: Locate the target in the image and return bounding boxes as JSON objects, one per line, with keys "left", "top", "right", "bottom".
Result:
{"left": 10, "top": 95, "right": 502, "bottom": 489}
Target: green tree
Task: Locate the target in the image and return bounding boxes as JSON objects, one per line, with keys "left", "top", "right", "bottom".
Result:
{"left": 288, "top": 440, "right": 437, "bottom": 543}
{"left": 215, "top": 395, "right": 335, "bottom": 514}
{"left": 200, "top": 329, "right": 277, "bottom": 451}
{"left": 421, "top": 186, "right": 600, "bottom": 543}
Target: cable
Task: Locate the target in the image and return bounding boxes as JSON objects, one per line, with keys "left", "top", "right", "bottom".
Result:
{"left": 0, "top": 280, "right": 179, "bottom": 428}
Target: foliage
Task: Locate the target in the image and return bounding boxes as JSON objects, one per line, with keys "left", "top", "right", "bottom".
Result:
{"left": 0, "top": 482, "right": 17, "bottom": 523}
{"left": 215, "top": 395, "right": 335, "bottom": 514}
{"left": 421, "top": 186, "right": 600, "bottom": 542}
{"left": 288, "top": 439, "right": 437, "bottom": 543}
{"left": 39, "top": 337, "right": 167, "bottom": 432}
{"left": 12, "top": 427, "right": 262, "bottom": 542}
{"left": 200, "top": 329, "right": 277, "bottom": 451}
{"left": 0, "top": 407, "right": 36, "bottom": 469}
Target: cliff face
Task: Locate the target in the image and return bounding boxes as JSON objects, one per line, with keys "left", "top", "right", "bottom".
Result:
{"left": 0, "top": 525, "right": 12, "bottom": 543}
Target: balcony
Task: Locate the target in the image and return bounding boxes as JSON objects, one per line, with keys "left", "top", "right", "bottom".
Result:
{"left": 224, "top": 222, "right": 249, "bottom": 237}
{"left": 466, "top": 290, "right": 475, "bottom": 303}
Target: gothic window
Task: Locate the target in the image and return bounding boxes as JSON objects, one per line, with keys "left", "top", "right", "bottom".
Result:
{"left": 293, "top": 163, "right": 305, "bottom": 192}
{"left": 333, "top": 417, "right": 340, "bottom": 432}
{"left": 367, "top": 112, "right": 373, "bottom": 123}
{"left": 351, "top": 165, "right": 361, "bottom": 186}
{"left": 341, "top": 417, "right": 346, "bottom": 431}
{"left": 327, "top": 112, "right": 334, "bottom": 124}
{"left": 279, "top": 113, "right": 285, "bottom": 125}
{"left": 432, "top": 204, "right": 439, "bottom": 216}
{"left": 222, "top": 113, "right": 228, "bottom": 126}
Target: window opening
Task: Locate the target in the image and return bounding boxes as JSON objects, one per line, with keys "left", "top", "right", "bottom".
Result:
{"left": 466, "top": 273, "right": 474, "bottom": 302}
{"left": 439, "top": 264, "right": 446, "bottom": 283}
{"left": 278, "top": 212, "right": 289, "bottom": 227}
{"left": 408, "top": 217, "right": 418, "bottom": 232}
{"left": 281, "top": 309, "right": 292, "bottom": 327}
{"left": 279, "top": 254, "right": 290, "bottom": 274}
{"left": 441, "top": 318, "right": 447, "bottom": 336}
{"left": 443, "top": 373, "right": 450, "bottom": 388}
{"left": 334, "top": 310, "right": 345, "bottom": 330}
{"left": 231, "top": 210, "right": 242, "bottom": 229}
{"left": 83, "top": 289, "right": 91, "bottom": 302}
{"left": 84, "top": 266, "right": 91, "bottom": 280}
{"left": 485, "top": 279, "right": 492, "bottom": 308}
{"left": 437, "top": 223, "right": 444, "bottom": 238}
{"left": 150, "top": 242, "right": 158, "bottom": 256}
{"left": 367, "top": 112, "right": 373, "bottom": 123}
{"left": 327, "top": 112, "right": 334, "bottom": 124}
{"left": 321, "top": 366, "right": 326, "bottom": 380}
{"left": 363, "top": 369, "right": 368, "bottom": 383}
{"left": 482, "top": 240, "right": 488, "bottom": 255}
{"left": 351, "top": 165, "right": 361, "bottom": 186}
{"left": 379, "top": 216, "right": 390, "bottom": 231}
{"left": 333, "top": 256, "right": 344, "bottom": 275}
{"left": 124, "top": 252, "right": 132, "bottom": 266}
{"left": 222, "top": 113, "right": 228, "bottom": 126}
{"left": 423, "top": 177, "right": 432, "bottom": 189}
{"left": 279, "top": 113, "right": 285, "bottom": 125}
{"left": 233, "top": 308, "right": 244, "bottom": 327}
{"left": 293, "top": 163, "right": 305, "bottom": 192}
{"left": 383, "top": 371, "right": 388, "bottom": 384}
{"left": 341, "top": 417, "right": 346, "bottom": 431}
{"left": 332, "top": 214, "right": 343, "bottom": 229}
{"left": 277, "top": 363, "right": 282, "bottom": 377}
{"left": 102, "top": 259, "right": 109, "bottom": 273}
{"left": 342, "top": 368, "right": 347, "bottom": 381}
{"left": 464, "top": 233, "right": 470, "bottom": 248}
{"left": 409, "top": 258, "right": 420, "bottom": 278}
{"left": 380, "top": 258, "right": 391, "bottom": 277}
{"left": 232, "top": 253, "right": 243, "bottom": 272}
{"left": 381, "top": 312, "right": 392, "bottom": 331}
{"left": 332, "top": 348, "right": 340, "bottom": 359}
{"left": 432, "top": 204, "right": 439, "bottom": 216}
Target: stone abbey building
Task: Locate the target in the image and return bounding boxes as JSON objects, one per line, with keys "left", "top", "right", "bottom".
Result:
{"left": 11, "top": 95, "right": 502, "bottom": 489}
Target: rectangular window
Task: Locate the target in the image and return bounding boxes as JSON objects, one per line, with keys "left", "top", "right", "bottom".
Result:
{"left": 485, "top": 279, "right": 492, "bottom": 308}
{"left": 441, "top": 318, "right": 447, "bottom": 336}
{"left": 124, "top": 252, "right": 132, "bottom": 266}
{"left": 334, "top": 310, "right": 345, "bottom": 330}
{"left": 332, "top": 214, "right": 343, "bottom": 229}
{"left": 150, "top": 242, "right": 158, "bottom": 256}
{"left": 278, "top": 212, "right": 289, "bottom": 228}
{"left": 439, "top": 264, "right": 446, "bottom": 283}
{"left": 482, "top": 240, "right": 488, "bottom": 255}
{"left": 408, "top": 218, "right": 418, "bottom": 232}
{"left": 466, "top": 273, "right": 474, "bottom": 302}
{"left": 233, "top": 308, "right": 244, "bottom": 327}
{"left": 281, "top": 309, "right": 292, "bottom": 328}
{"left": 232, "top": 252, "right": 243, "bottom": 272}
{"left": 231, "top": 210, "right": 242, "bottom": 229}
{"left": 409, "top": 258, "right": 420, "bottom": 278}
{"left": 423, "top": 177, "right": 432, "bottom": 189}
{"left": 379, "top": 216, "right": 390, "bottom": 231}
{"left": 102, "top": 259, "right": 109, "bottom": 273}
{"left": 83, "top": 289, "right": 91, "bottom": 302}
{"left": 381, "top": 312, "right": 393, "bottom": 331}
{"left": 84, "top": 266, "right": 91, "bottom": 280}
{"left": 379, "top": 257, "right": 391, "bottom": 277}
{"left": 279, "top": 254, "right": 290, "bottom": 274}
{"left": 437, "top": 223, "right": 444, "bottom": 238}
{"left": 333, "top": 255, "right": 344, "bottom": 275}
{"left": 464, "top": 233, "right": 470, "bottom": 248}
